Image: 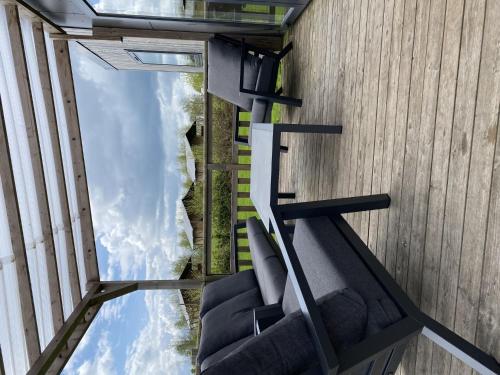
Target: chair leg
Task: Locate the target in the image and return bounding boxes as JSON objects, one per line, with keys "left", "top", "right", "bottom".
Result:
{"left": 278, "top": 41, "right": 293, "bottom": 60}
{"left": 275, "top": 87, "right": 283, "bottom": 95}
{"left": 278, "top": 192, "right": 296, "bottom": 199}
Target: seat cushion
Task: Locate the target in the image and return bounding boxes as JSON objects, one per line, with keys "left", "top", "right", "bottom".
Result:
{"left": 365, "top": 298, "right": 402, "bottom": 337}
{"left": 207, "top": 38, "right": 261, "bottom": 111}
{"left": 198, "top": 287, "right": 263, "bottom": 364}
{"left": 200, "top": 335, "right": 252, "bottom": 372}
{"left": 282, "top": 216, "right": 402, "bottom": 336}
{"left": 247, "top": 217, "right": 286, "bottom": 305}
{"left": 201, "top": 288, "right": 367, "bottom": 375}
{"left": 200, "top": 269, "right": 258, "bottom": 318}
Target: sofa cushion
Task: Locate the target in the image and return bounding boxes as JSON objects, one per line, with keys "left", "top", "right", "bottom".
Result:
{"left": 200, "top": 335, "right": 252, "bottom": 372}
{"left": 208, "top": 38, "right": 261, "bottom": 111}
{"left": 198, "top": 287, "right": 263, "bottom": 364}
{"left": 365, "top": 298, "right": 402, "bottom": 337}
{"left": 247, "top": 217, "right": 286, "bottom": 305}
{"left": 201, "top": 289, "right": 367, "bottom": 375}
{"left": 200, "top": 269, "right": 258, "bottom": 318}
{"left": 283, "top": 217, "right": 399, "bottom": 315}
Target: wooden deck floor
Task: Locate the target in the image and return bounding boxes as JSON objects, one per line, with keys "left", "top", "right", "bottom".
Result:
{"left": 278, "top": 0, "right": 500, "bottom": 374}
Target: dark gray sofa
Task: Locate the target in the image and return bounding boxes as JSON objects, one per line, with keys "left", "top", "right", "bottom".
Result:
{"left": 198, "top": 216, "right": 404, "bottom": 374}
{"left": 197, "top": 217, "right": 287, "bottom": 371}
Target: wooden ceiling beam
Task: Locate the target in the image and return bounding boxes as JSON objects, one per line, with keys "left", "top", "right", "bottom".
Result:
{"left": 6, "top": 3, "right": 64, "bottom": 333}
{"left": 52, "top": 38, "right": 100, "bottom": 285}
{"left": 32, "top": 21, "right": 82, "bottom": 306}
{"left": 26, "top": 283, "right": 101, "bottom": 375}
{"left": 46, "top": 304, "right": 101, "bottom": 375}
{"left": 0, "top": 94, "right": 40, "bottom": 366}
{"left": 27, "top": 279, "right": 204, "bottom": 373}
{"left": 92, "top": 26, "right": 283, "bottom": 51}
{"left": 102, "top": 279, "right": 204, "bottom": 290}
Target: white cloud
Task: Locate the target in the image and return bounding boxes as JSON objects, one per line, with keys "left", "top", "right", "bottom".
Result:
{"left": 124, "top": 291, "right": 191, "bottom": 375}
{"left": 69, "top": 43, "right": 198, "bottom": 374}
{"left": 73, "top": 331, "right": 117, "bottom": 375}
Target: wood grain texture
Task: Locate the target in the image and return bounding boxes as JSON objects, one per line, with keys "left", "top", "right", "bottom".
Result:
{"left": 279, "top": 0, "right": 499, "bottom": 372}
{"left": 32, "top": 21, "right": 82, "bottom": 308}
{"left": 5, "top": 4, "right": 64, "bottom": 333}
{"left": 474, "top": 0, "right": 500, "bottom": 365}
{"left": 0, "top": 94, "right": 40, "bottom": 365}
{"left": 53, "top": 39, "right": 100, "bottom": 285}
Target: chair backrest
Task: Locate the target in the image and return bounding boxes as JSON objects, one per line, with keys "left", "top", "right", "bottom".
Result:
{"left": 207, "top": 38, "right": 261, "bottom": 111}
{"left": 247, "top": 217, "right": 287, "bottom": 305}
{"left": 282, "top": 216, "right": 402, "bottom": 337}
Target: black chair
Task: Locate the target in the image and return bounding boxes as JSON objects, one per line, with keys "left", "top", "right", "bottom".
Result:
{"left": 208, "top": 34, "right": 302, "bottom": 146}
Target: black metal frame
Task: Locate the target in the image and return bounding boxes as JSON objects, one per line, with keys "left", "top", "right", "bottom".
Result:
{"left": 214, "top": 34, "right": 302, "bottom": 108}
{"left": 265, "top": 196, "right": 500, "bottom": 375}
{"left": 80, "top": 0, "right": 309, "bottom": 29}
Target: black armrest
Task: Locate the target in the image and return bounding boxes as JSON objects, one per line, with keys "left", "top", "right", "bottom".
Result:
{"left": 253, "top": 304, "right": 284, "bottom": 335}
{"left": 240, "top": 88, "right": 303, "bottom": 107}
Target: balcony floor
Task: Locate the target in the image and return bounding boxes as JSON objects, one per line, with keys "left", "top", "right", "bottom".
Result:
{"left": 279, "top": 0, "right": 500, "bottom": 373}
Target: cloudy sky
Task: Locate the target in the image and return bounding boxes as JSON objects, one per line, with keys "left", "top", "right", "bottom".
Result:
{"left": 62, "top": 42, "right": 195, "bottom": 374}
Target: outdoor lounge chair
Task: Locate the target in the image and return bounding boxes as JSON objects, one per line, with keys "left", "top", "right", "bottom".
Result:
{"left": 198, "top": 197, "right": 500, "bottom": 375}
{"left": 207, "top": 35, "right": 301, "bottom": 146}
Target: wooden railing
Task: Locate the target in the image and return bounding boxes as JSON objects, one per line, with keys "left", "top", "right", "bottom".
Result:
{"left": 230, "top": 106, "right": 258, "bottom": 273}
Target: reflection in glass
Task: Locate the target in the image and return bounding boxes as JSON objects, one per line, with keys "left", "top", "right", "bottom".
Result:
{"left": 89, "top": 0, "right": 292, "bottom": 25}
{"left": 130, "top": 51, "right": 203, "bottom": 66}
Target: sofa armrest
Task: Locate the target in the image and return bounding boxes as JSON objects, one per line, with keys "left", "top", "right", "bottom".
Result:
{"left": 253, "top": 304, "right": 284, "bottom": 335}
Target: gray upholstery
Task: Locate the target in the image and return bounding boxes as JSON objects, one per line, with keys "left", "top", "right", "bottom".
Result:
{"left": 198, "top": 287, "right": 263, "bottom": 364}
{"left": 282, "top": 216, "right": 401, "bottom": 335}
{"left": 255, "top": 56, "right": 277, "bottom": 93}
{"left": 207, "top": 38, "right": 261, "bottom": 111}
{"left": 366, "top": 298, "right": 402, "bottom": 336}
{"left": 247, "top": 217, "right": 286, "bottom": 305}
{"left": 200, "top": 335, "right": 252, "bottom": 372}
{"left": 200, "top": 269, "right": 258, "bottom": 317}
{"left": 201, "top": 289, "right": 368, "bottom": 375}
{"left": 250, "top": 56, "right": 277, "bottom": 134}
{"left": 251, "top": 99, "right": 272, "bottom": 126}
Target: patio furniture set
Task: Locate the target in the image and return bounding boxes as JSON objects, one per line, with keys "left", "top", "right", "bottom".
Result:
{"left": 197, "top": 36, "right": 500, "bottom": 375}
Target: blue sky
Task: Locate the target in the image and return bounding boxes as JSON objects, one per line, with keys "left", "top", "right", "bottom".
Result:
{"left": 62, "top": 42, "right": 196, "bottom": 374}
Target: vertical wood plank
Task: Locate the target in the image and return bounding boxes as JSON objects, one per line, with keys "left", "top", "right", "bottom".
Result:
{"left": 395, "top": 0, "right": 431, "bottom": 295}
{"left": 340, "top": 0, "right": 359, "bottom": 200}
{"left": 359, "top": 0, "right": 385, "bottom": 242}
{"left": 368, "top": 0, "right": 395, "bottom": 259}
{"left": 474, "top": 0, "right": 500, "bottom": 360}
{"left": 415, "top": 0, "right": 465, "bottom": 373}
{"left": 32, "top": 22, "right": 82, "bottom": 308}
{"left": 347, "top": 0, "right": 369, "bottom": 232}
{"left": 384, "top": 0, "right": 418, "bottom": 278}
{"left": 376, "top": 0, "right": 405, "bottom": 271}
{"left": 333, "top": 0, "right": 351, "bottom": 199}
{"left": 52, "top": 39, "right": 100, "bottom": 285}
{"left": 0, "top": 96, "right": 40, "bottom": 365}
{"left": 452, "top": 0, "right": 498, "bottom": 371}
{"left": 409, "top": 0, "right": 449, "bottom": 372}
{"left": 5, "top": 4, "right": 64, "bottom": 332}
{"left": 433, "top": 0, "right": 485, "bottom": 373}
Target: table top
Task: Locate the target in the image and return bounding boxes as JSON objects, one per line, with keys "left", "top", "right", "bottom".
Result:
{"left": 250, "top": 123, "right": 278, "bottom": 230}
{"left": 249, "top": 122, "right": 343, "bottom": 230}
